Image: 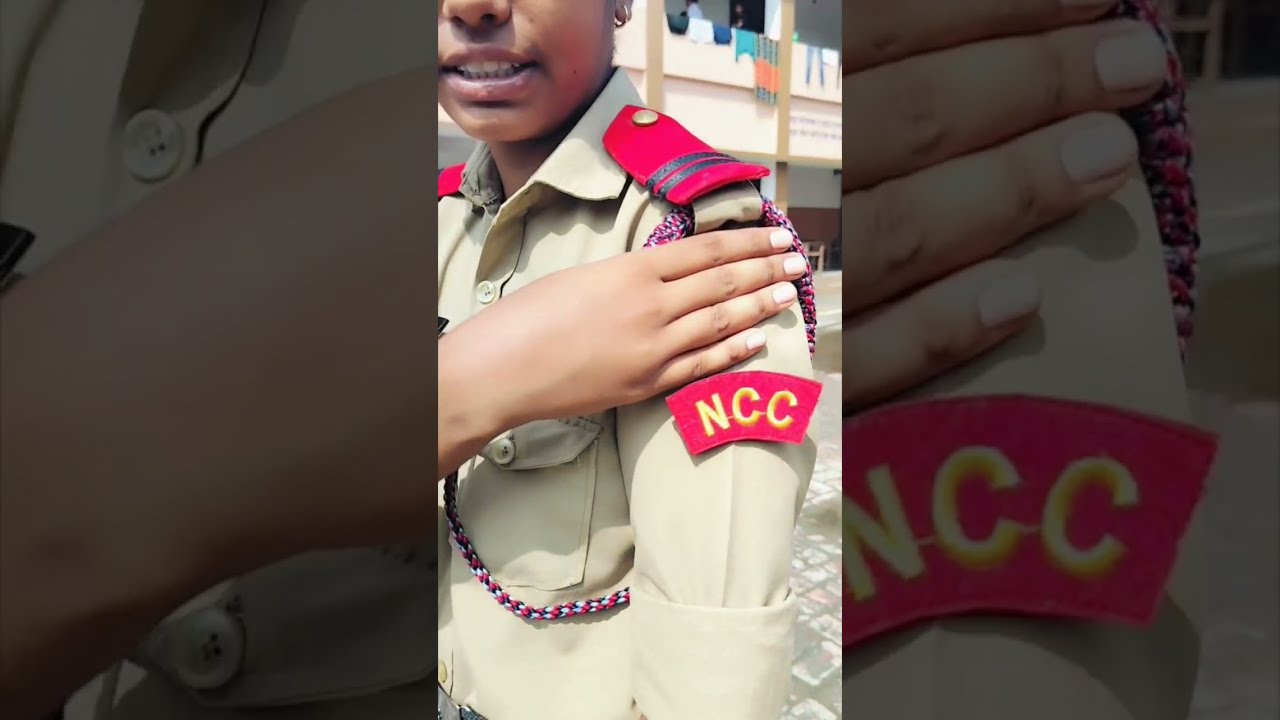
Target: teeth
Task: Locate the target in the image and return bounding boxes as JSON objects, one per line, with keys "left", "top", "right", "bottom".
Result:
{"left": 457, "top": 61, "right": 522, "bottom": 79}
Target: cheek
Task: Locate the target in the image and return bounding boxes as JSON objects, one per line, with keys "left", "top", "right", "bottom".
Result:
{"left": 545, "top": 42, "right": 609, "bottom": 87}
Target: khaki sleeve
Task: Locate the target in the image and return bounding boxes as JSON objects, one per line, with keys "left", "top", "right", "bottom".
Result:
{"left": 616, "top": 188, "right": 819, "bottom": 720}
{"left": 842, "top": 179, "right": 1205, "bottom": 720}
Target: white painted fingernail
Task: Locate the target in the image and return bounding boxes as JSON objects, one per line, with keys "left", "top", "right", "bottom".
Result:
{"left": 978, "top": 273, "right": 1041, "bottom": 328}
{"left": 783, "top": 255, "right": 808, "bottom": 275}
{"left": 770, "top": 230, "right": 793, "bottom": 249}
{"left": 746, "top": 330, "right": 768, "bottom": 350}
{"left": 773, "top": 283, "right": 798, "bottom": 305}
{"left": 1096, "top": 30, "right": 1167, "bottom": 91}
{"left": 1061, "top": 120, "right": 1137, "bottom": 182}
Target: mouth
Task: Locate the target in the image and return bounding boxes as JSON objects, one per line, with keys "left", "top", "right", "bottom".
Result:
{"left": 442, "top": 60, "right": 537, "bottom": 80}
{"left": 440, "top": 60, "right": 540, "bottom": 104}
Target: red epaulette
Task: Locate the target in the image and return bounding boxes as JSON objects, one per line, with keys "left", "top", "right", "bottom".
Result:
{"left": 603, "top": 106, "right": 770, "bottom": 206}
{"left": 438, "top": 164, "right": 464, "bottom": 200}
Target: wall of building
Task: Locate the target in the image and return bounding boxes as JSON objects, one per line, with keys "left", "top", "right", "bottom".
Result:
{"left": 660, "top": 0, "right": 841, "bottom": 50}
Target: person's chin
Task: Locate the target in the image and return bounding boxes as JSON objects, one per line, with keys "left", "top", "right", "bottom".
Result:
{"left": 445, "top": 101, "right": 548, "bottom": 144}
{"left": 449, "top": 109, "right": 534, "bottom": 144}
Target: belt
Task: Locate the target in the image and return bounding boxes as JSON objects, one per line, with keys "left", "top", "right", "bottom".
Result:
{"left": 438, "top": 684, "right": 487, "bottom": 720}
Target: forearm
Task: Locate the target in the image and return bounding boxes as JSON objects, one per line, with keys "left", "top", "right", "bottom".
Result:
{"left": 0, "top": 467, "right": 216, "bottom": 718}
{"left": 437, "top": 331, "right": 514, "bottom": 479}
{"left": 0, "top": 66, "right": 435, "bottom": 712}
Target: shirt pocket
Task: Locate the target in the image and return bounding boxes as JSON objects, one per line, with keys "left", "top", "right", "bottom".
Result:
{"left": 457, "top": 417, "right": 602, "bottom": 592}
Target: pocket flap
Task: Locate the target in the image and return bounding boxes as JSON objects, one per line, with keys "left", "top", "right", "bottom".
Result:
{"left": 481, "top": 417, "right": 602, "bottom": 471}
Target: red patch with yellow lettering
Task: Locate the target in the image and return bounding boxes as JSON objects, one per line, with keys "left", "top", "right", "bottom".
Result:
{"left": 667, "top": 371, "right": 822, "bottom": 455}
{"left": 842, "top": 395, "right": 1216, "bottom": 648}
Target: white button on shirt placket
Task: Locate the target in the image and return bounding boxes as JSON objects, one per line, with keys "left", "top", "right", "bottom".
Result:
{"left": 163, "top": 606, "right": 245, "bottom": 691}
{"left": 122, "top": 109, "right": 184, "bottom": 182}
{"left": 475, "top": 280, "right": 497, "bottom": 305}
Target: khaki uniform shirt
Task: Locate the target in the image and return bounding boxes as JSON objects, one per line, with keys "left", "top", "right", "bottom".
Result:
{"left": 437, "top": 70, "right": 817, "bottom": 720}
{"left": 3, "top": 1, "right": 440, "bottom": 718}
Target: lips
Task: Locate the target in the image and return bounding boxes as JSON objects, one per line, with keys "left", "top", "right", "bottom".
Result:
{"left": 439, "top": 46, "right": 541, "bottom": 104}
{"left": 440, "top": 62, "right": 539, "bottom": 104}
{"left": 448, "top": 60, "right": 533, "bottom": 79}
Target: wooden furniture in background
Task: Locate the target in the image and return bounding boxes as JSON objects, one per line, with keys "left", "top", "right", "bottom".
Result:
{"left": 1160, "top": 0, "right": 1228, "bottom": 81}
{"left": 804, "top": 241, "right": 826, "bottom": 273}
{"left": 786, "top": 206, "right": 839, "bottom": 273}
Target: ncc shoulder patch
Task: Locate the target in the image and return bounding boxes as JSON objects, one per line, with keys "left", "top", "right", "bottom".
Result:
{"left": 438, "top": 165, "right": 464, "bottom": 200}
{"left": 603, "top": 106, "right": 770, "bottom": 206}
{"left": 667, "top": 371, "right": 822, "bottom": 455}
{"left": 841, "top": 395, "right": 1216, "bottom": 648}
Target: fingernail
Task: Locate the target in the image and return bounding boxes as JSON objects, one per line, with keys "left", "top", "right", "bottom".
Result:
{"left": 773, "top": 283, "right": 798, "bottom": 305}
{"left": 783, "top": 255, "right": 808, "bottom": 275}
{"left": 1061, "top": 120, "right": 1137, "bottom": 182}
{"left": 978, "top": 273, "right": 1041, "bottom": 328}
{"left": 746, "top": 330, "right": 768, "bottom": 350}
{"left": 1095, "top": 30, "right": 1167, "bottom": 91}
{"left": 770, "top": 230, "right": 793, "bottom": 249}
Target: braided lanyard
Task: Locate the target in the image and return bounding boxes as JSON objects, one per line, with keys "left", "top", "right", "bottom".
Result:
{"left": 444, "top": 201, "right": 814, "bottom": 622}
{"left": 443, "top": 473, "right": 630, "bottom": 620}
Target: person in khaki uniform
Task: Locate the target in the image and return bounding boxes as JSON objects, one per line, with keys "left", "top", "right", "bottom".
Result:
{"left": 435, "top": 1, "right": 819, "bottom": 717}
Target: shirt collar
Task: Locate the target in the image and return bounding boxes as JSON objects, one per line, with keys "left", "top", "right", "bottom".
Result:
{"left": 459, "top": 68, "right": 639, "bottom": 209}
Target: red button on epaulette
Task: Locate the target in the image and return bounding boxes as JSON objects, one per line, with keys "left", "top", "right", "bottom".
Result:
{"left": 604, "top": 106, "right": 770, "bottom": 206}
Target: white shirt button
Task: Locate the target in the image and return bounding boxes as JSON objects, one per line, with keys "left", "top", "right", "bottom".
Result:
{"left": 475, "top": 280, "right": 497, "bottom": 304}
{"left": 163, "top": 606, "right": 244, "bottom": 690}
{"left": 122, "top": 109, "right": 183, "bottom": 182}
{"left": 491, "top": 437, "right": 516, "bottom": 466}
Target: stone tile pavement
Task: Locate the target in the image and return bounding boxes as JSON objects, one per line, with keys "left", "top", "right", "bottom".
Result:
{"left": 784, "top": 368, "right": 843, "bottom": 719}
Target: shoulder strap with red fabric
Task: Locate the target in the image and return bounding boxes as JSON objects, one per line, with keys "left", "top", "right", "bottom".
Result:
{"left": 603, "top": 106, "right": 770, "bottom": 206}
{"left": 438, "top": 165, "right": 464, "bottom": 201}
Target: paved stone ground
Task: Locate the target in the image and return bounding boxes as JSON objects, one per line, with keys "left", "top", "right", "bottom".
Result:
{"left": 784, "top": 369, "right": 843, "bottom": 719}
{"left": 783, "top": 274, "right": 844, "bottom": 719}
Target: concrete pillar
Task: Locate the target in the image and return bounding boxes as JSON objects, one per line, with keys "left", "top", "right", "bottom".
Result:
{"left": 759, "top": 160, "right": 778, "bottom": 201}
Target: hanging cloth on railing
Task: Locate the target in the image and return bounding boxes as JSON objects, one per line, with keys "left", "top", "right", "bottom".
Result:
{"left": 733, "top": 28, "right": 757, "bottom": 62}
{"left": 665, "top": 12, "right": 689, "bottom": 34}
{"left": 687, "top": 16, "right": 715, "bottom": 44}
{"left": 754, "top": 36, "right": 779, "bottom": 106}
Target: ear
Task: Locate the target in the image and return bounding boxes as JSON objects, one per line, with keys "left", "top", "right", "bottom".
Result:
{"left": 614, "top": 0, "right": 633, "bottom": 27}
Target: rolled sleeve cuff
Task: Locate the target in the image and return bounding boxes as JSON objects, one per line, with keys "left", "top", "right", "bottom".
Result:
{"left": 631, "top": 588, "right": 798, "bottom": 720}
